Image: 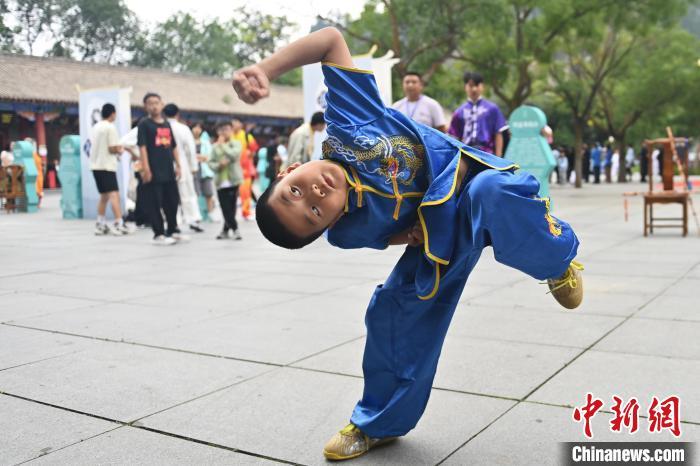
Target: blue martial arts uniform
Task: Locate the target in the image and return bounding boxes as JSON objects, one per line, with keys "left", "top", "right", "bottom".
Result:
{"left": 320, "top": 62, "right": 579, "bottom": 438}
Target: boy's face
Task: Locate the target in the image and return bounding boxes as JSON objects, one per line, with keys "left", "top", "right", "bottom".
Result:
{"left": 268, "top": 160, "right": 348, "bottom": 239}
{"left": 145, "top": 97, "right": 163, "bottom": 117}
{"left": 465, "top": 80, "right": 483, "bottom": 101}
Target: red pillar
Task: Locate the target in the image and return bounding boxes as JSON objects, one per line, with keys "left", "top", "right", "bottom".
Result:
{"left": 34, "top": 112, "right": 46, "bottom": 149}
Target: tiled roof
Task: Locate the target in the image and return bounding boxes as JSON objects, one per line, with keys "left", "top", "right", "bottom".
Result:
{"left": 0, "top": 53, "right": 303, "bottom": 119}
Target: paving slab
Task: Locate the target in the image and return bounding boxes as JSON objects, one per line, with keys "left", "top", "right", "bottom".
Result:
{"left": 26, "top": 426, "right": 280, "bottom": 465}
{"left": 142, "top": 367, "right": 515, "bottom": 465}
{"left": 443, "top": 402, "right": 700, "bottom": 466}
{"left": 126, "top": 285, "right": 305, "bottom": 316}
{"left": 0, "top": 394, "right": 118, "bottom": 465}
{"left": 594, "top": 317, "right": 700, "bottom": 360}
{"left": 0, "top": 325, "right": 95, "bottom": 371}
{"left": 529, "top": 350, "right": 700, "bottom": 423}
{"left": 0, "top": 291, "right": 97, "bottom": 323}
{"left": 0, "top": 340, "right": 271, "bottom": 422}
{"left": 146, "top": 304, "right": 367, "bottom": 365}
{"left": 636, "top": 294, "right": 700, "bottom": 321}
{"left": 449, "top": 304, "right": 624, "bottom": 348}
{"left": 7, "top": 301, "right": 245, "bottom": 342}
{"left": 293, "top": 335, "right": 582, "bottom": 400}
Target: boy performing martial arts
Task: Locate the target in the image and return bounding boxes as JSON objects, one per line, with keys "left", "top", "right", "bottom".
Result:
{"left": 233, "top": 27, "right": 583, "bottom": 461}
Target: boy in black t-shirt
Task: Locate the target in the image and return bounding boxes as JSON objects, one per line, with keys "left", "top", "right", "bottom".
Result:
{"left": 137, "top": 92, "right": 185, "bottom": 245}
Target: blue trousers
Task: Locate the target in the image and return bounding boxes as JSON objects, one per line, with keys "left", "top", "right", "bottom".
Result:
{"left": 350, "top": 169, "right": 579, "bottom": 437}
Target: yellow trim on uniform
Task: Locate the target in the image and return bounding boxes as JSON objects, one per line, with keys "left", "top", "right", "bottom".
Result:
{"left": 535, "top": 197, "right": 562, "bottom": 237}
{"left": 322, "top": 61, "right": 374, "bottom": 74}
{"left": 459, "top": 148, "right": 519, "bottom": 171}
{"left": 418, "top": 263, "right": 440, "bottom": 300}
{"left": 416, "top": 155, "right": 461, "bottom": 265}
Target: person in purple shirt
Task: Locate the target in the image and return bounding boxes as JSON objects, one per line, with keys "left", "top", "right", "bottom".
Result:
{"left": 448, "top": 71, "right": 507, "bottom": 156}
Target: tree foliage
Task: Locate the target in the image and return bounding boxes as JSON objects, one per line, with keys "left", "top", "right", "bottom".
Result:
{"left": 131, "top": 9, "right": 294, "bottom": 78}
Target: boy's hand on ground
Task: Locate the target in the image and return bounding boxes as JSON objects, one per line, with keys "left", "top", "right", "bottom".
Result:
{"left": 407, "top": 223, "right": 424, "bottom": 247}
{"left": 232, "top": 65, "right": 270, "bottom": 104}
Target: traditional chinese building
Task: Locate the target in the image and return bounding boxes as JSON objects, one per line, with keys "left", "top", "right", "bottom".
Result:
{"left": 0, "top": 53, "right": 303, "bottom": 164}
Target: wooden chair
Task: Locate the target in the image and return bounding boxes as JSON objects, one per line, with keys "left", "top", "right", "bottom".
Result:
{"left": 642, "top": 128, "right": 690, "bottom": 237}
{"left": 0, "top": 164, "right": 26, "bottom": 213}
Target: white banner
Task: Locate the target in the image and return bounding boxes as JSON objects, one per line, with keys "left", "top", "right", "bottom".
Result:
{"left": 79, "top": 87, "right": 132, "bottom": 219}
{"left": 302, "top": 51, "right": 400, "bottom": 160}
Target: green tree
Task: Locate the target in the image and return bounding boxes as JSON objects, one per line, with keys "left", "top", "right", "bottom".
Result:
{"left": 319, "top": 0, "right": 498, "bottom": 94}
{"left": 7, "top": 0, "right": 56, "bottom": 54}
{"left": 0, "top": 0, "right": 16, "bottom": 51}
{"left": 57, "top": 0, "right": 138, "bottom": 62}
{"left": 131, "top": 9, "right": 294, "bottom": 78}
{"left": 593, "top": 27, "right": 700, "bottom": 181}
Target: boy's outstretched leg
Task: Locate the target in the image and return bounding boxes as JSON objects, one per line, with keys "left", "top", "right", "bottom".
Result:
{"left": 466, "top": 169, "right": 583, "bottom": 309}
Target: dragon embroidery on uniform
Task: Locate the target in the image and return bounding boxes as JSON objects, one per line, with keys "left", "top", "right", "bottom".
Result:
{"left": 322, "top": 134, "right": 425, "bottom": 186}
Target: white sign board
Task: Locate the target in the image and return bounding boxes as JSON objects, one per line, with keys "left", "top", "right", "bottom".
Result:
{"left": 79, "top": 87, "right": 132, "bottom": 219}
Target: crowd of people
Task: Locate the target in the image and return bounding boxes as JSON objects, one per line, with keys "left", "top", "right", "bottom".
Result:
{"left": 89, "top": 93, "right": 294, "bottom": 244}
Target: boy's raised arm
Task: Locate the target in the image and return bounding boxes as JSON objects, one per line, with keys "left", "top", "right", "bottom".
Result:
{"left": 232, "top": 27, "right": 353, "bottom": 104}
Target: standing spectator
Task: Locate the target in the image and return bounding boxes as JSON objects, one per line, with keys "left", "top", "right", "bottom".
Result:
{"left": 551, "top": 145, "right": 561, "bottom": 184}
{"left": 211, "top": 121, "right": 243, "bottom": 240}
{"left": 640, "top": 143, "right": 648, "bottom": 183}
{"left": 164, "top": 103, "right": 204, "bottom": 233}
{"left": 604, "top": 144, "right": 613, "bottom": 183}
{"left": 448, "top": 71, "right": 507, "bottom": 156}
{"left": 391, "top": 72, "right": 446, "bottom": 131}
{"left": 582, "top": 143, "right": 591, "bottom": 183}
{"left": 557, "top": 148, "right": 569, "bottom": 185}
{"left": 566, "top": 146, "right": 575, "bottom": 182}
{"left": 610, "top": 147, "right": 620, "bottom": 182}
{"left": 192, "top": 122, "right": 216, "bottom": 218}
{"left": 231, "top": 119, "right": 258, "bottom": 220}
{"left": 625, "top": 144, "right": 635, "bottom": 181}
{"left": 89, "top": 103, "right": 128, "bottom": 235}
{"left": 591, "top": 142, "right": 602, "bottom": 184}
{"left": 137, "top": 92, "right": 184, "bottom": 246}
{"left": 287, "top": 112, "right": 326, "bottom": 166}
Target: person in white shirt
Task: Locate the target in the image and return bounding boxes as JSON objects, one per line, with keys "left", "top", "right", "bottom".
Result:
{"left": 163, "top": 103, "right": 204, "bottom": 233}
{"left": 286, "top": 111, "right": 326, "bottom": 166}
{"left": 391, "top": 72, "right": 447, "bottom": 132}
{"left": 89, "top": 103, "right": 129, "bottom": 235}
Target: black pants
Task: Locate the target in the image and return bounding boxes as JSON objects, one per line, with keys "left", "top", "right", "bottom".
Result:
{"left": 593, "top": 166, "right": 601, "bottom": 184}
{"left": 134, "top": 173, "right": 150, "bottom": 226}
{"left": 217, "top": 186, "right": 239, "bottom": 232}
{"left": 144, "top": 180, "right": 180, "bottom": 237}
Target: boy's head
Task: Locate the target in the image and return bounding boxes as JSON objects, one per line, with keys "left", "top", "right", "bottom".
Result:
{"left": 402, "top": 72, "right": 424, "bottom": 100}
{"left": 256, "top": 160, "right": 348, "bottom": 249}
{"left": 217, "top": 121, "right": 233, "bottom": 139}
{"left": 232, "top": 118, "right": 243, "bottom": 132}
{"left": 143, "top": 92, "right": 162, "bottom": 117}
{"left": 463, "top": 71, "right": 484, "bottom": 102}
{"left": 101, "top": 103, "right": 116, "bottom": 121}
{"left": 310, "top": 111, "right": 326, "bottom": 132}
{"left": 163, "top": 103, "right": 179, "bottom": 119}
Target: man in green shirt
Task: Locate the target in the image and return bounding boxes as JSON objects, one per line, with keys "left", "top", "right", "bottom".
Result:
{"left": 210, "top": 121, "right": 243, "bottom": 240}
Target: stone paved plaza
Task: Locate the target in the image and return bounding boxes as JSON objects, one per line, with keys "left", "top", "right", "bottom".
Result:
{"left": 1, "top": 181, "right": 699, "bottom": 465}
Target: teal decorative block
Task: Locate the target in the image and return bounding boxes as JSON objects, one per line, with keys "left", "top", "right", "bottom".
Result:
{"left": 58, "top": 135, "right": 82, "bottom": 219}
{"left": 12, "top": 141, "right": 38, "bottom": 213}
{"left": 504, "top": 105, "right": 556, "bottom": 199}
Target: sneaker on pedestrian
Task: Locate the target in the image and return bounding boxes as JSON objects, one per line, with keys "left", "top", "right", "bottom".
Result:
{"left": 216, "top": 229, "right": 230, "bottom": 240}
{"left": 152, "top": 235, "right": 176, "bottom": 246}
{"left": 172, "top": 231, "right": 190, "bottom": 242}
{"left": 94, "top": 222, "right": 110, "bottom": 236}
{"left": 110, "top": 222, "right": 131, "bottom": 236}
{"left": 233, "top": 229, "right": 242, "bottom": 240}
{"left": 189, "top": 223, "right": 205, "bottom": 233}
{"left": 323, "top": 423, "right": 397, "bottom": 461}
